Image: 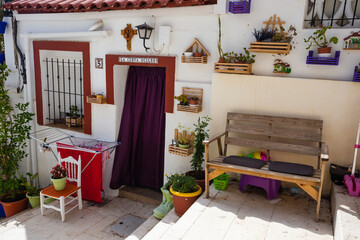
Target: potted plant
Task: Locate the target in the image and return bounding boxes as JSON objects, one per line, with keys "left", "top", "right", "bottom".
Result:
{"left": 174, "top": 94, "right": 188, "bottom": 106}
{"left": 186, "top": 116, "right": 211, "bottom": 192}
{"left": 22, "top": 173, "right": 40, "bottom": 208}
{"left": 153, "top": 173, "right": 176, "bottom": 219}
{"left": 188, "top": 97, "right": 199, "bottom": 106}
{"left": 169, "top": 174, "right": 202, "bottom": 216}
{"left": 304, "top": 26, "right": 338, "bottom": 57}
{"left": 0, "top": 1, "right": 7, "bottom": 34}
{"left": 50, "top": 164, "right": 67, "bottom": 191}
{"left": 177, "top": 132, "right": 191, "bottom": 149}
{"left": 253, "top": 28, "right": 275, "bottom": 42}
{"left": 66, "top": 105, "right": 81, "bottom": 127}
{"left": 217, "top": 16, "right": 225, "bottom": 63}
{"left": 0, "top": 64, "right": 34, "bottom": 217}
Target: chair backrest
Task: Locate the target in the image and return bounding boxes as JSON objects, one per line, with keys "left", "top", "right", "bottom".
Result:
{"left": 58, "top": 153, "right": 82, "bottom": 187}
{"left": 225, "top": 112, "right": 323, "bottom": 168}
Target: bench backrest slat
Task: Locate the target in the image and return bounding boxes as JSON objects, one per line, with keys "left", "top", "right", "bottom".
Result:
{"left": 225, "top": 112, "right": 323, "bottom": 159}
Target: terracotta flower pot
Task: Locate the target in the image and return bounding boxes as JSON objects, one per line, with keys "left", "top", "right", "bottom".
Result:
{"left": 170, "top": 185, "right": 202, "bottom": 216}
{"left": 0, "top": 194, "right": 28, "bottom": 218}
{"left": 193, "top": 52, "right": 202, "bottom": 57}
{"left": 218, "top": 57, "right": 226, "bottom": 63}
{"left": 317, "top": 47, "right": 331, "bottom": 54}
{"left": 189, "top": 99, "right": 199, "bottom": 106}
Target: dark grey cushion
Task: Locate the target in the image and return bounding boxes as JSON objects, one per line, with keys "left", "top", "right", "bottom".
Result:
{"left": 223, "top": 156, "right": 266, "bottom": 169}
{"left": 269, "top": 161, "right": 313, "bottom": 176}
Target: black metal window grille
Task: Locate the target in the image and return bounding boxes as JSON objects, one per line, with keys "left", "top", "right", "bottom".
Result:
{"left": 304, "top": 0, "right": 360, "bottom": 28}
{"left": 43, "top": 58, "right": 84, "bottom": 129}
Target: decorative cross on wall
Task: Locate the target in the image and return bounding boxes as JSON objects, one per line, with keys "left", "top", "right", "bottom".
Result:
{"left": 121, "top": 24, "right": 138, "bottom": 51}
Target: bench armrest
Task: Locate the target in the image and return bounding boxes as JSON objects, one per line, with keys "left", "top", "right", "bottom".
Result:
{"left": 321, "top": 142, "right": 329, "bottom": 161}
{"left": 203, "top": 132, "right": 226, "bottom": 146}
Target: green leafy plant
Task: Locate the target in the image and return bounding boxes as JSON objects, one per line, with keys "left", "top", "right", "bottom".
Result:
{"left": 189, "top": 116, "right": 211, "bottom": 180}
{"left": 174, "top": 94, "right": 188, "bottom": 105}
{"left": 0, "top": 64, "right": 35, "bottom": 201}
{"left": 223, "top": 48, "right": 256, "bottom": 64}
{"left": 304, "top": 26, "right": 338, "bottom": 49}
{"left": 170, "top": 174, "right": 198, "bottom": 193}
{"left": 69, "top": 105, "right": 79, "bottom": 118}
{"left": 21, "top": 173, "right": 39, "bottom": 197}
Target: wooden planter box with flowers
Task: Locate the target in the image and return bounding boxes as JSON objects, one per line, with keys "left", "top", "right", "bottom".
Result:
{"left": 169, "top": 127, "right": 194, "bottom": 157}
{"left": 215, "top": 47, "right": 255, "bottom": 75}
{"left": 175, "top": 87, "right": 203, "bottom": 113}
{"left": 181, "top": 38, "right": 210, "bottom": 64}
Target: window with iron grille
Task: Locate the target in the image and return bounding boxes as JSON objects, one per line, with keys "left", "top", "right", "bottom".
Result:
{"left": 304, "top": 0, "right": 360, "bottom": 28}
{"left": 41, "top": 52, "right": 84, "bottom": 130}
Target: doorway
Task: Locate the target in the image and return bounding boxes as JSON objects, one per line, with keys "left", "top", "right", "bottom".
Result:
{"left": 110, "top": 66, "right": 166, "bottom": 191}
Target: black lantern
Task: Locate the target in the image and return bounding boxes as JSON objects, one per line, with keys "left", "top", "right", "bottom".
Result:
{"left": 136, "top": 23, "right": 154, "bottom": 52}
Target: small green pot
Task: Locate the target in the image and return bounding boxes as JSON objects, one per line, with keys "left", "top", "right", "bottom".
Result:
{"left": 26, "top": 193, "right": 40, "bottom": 208}
{"left": 178, "top": 143, "right": 190, "bottom": 149}
{"left": 50, "top": 177, "right": 67, "bottom": 191}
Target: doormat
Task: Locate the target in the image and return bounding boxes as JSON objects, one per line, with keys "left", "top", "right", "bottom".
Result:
{"left": 110, "top": 215, "right": 146, "bottom": 237}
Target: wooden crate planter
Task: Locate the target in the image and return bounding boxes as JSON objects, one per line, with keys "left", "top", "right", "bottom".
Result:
{"left": 65, "top": 117, "right": 83, "bottom": 128}
{"left": 181, "top": 56, "right": 207, "bottom": 64}
{"left": 181, "top": 38, "right": 210, "bottom": 64}
{"left": 353, "top": 66, "right": 360, "bottom": 82}
{"left": 168, "top": 145, "right": 193, "bottom": 157}
{"left": 86, "top": 95, "right": 107, "bottom": 104}
{"left": 229, "top": 0, "right": 251, "bottom": 14}
{"left": 214, "top": 63, "right": 252, "bottom": 74}
{"left": 306, "top": 51, "right": 340, "bottom": 66}
{"left": 177, "top": 87, "right": 203, "bottom": 113}
{"left": 250, "top": 42, "right": 291, "bottom": 54}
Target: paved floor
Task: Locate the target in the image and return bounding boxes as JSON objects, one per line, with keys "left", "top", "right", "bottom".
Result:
{"left": 0, "top": 197, "right": 158, "bottom": 240}
{"left": 144, "top": 182, "right": 334, "bottom": 240}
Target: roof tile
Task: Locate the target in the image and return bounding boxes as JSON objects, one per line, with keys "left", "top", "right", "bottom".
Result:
{"left": 4, "top": 0, "right": 215, "bottom": 13}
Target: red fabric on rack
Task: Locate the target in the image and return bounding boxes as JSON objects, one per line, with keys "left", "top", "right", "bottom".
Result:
{"left": 57, "top": 143, "right": 102, "bottom": 203}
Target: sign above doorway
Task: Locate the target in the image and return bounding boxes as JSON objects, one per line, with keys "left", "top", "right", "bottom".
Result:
{"left": 118, "top": 57, "right": 158, "bottom": 64}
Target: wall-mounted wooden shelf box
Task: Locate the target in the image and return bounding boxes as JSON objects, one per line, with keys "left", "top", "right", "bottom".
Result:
{"left": 168, "top": 145, "right": 193, "bottom": 157}
{"left": 250, "top": 42, "right": 291, "bottom": 54}
{"left": 353, "top": 66, "right": 360, "bottom": 82}
{"left": 229, "top": 0, "right": 251, "bottom": 14}
{"left": 181, "top": 38, "right": 210, "bottom": 64}
{"left": 86, "top": 96, "right": 107, "bottom": 104}
{"left": 214, "top": 63, "right": 252, "bottom": 74}
{"left": 273, "top": 71, "right": 290, "bottom": 74}
{"left": 306, "top": 51, "right": 340, "bottom": 66}
{"left": 177, "top": 87, "right": 203, "bottom": 113}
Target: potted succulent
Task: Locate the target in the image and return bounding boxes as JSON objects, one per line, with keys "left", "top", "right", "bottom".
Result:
{"left": 177, "top": 132, "right": 191, "bottom": 149}
{"left": 304, "top": 26, "right": 338, "bottom": 57}
{"left": 50, "top": 164, "right": 67, "bottom": 191}
{"left": 188, "top": 97, "right": 199, "bottom": 106}
{"left": 169, "top": 174, "right": 202, "bottom": 216}
{"left": 0, "top": 64, "right": 34, "bottom": 217}
{"left": 153, "top": 173, "right": 176, "bottom": 219}
{"left": 22, "top": 173, "right": 40, "bottom": 208}
{"left": 186, "top": 116, "right": 211, "bottom": 192}
{"left": 253, "top": 28, "right": 275, "bottom": 42}
{"left": 217, "top": 16, "right": 225, "bottom": 63}
{"left": 174, "top": 94, "right": 188, "bottom": 106}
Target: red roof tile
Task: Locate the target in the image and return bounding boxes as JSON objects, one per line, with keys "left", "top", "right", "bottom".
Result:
{"left": 4, "top": 0, "right": 216, "bottom": 14}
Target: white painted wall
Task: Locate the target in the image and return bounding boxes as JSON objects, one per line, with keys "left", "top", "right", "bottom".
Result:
{"left": 3, "top": 0, "right": 360, "bottom": 196}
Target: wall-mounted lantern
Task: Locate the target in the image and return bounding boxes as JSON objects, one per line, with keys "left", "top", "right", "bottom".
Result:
{"left": 136, "top": 23, "right": 154, "bottom": 52}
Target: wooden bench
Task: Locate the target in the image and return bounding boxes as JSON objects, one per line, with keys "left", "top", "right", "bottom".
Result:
{"left": 204, "top": 112, "right": 329, "bottom": 221}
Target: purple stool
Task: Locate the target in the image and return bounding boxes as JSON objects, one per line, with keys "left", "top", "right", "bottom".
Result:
{"left": 239, "top": 174, "right": 282, "bottom": 200}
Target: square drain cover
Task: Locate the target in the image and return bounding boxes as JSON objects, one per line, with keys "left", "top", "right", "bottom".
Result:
{"left": 110, "top": 215, "right": 146, "bottom": 237}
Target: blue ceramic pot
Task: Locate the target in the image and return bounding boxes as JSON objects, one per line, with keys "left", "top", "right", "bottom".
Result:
{"left": 0, "top": 22, "right": 7, "bottom": 34}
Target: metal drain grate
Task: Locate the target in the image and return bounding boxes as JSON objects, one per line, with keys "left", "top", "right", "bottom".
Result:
{"left": 110, "top": 215, "right": 146, "bottom": 237}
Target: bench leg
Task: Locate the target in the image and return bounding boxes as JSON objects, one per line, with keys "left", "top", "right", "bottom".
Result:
{"left": 316, "top": 160, "right": 327, "bottom": 222}
{"left": 205, "top": 165, "right": 209, "bottom": 198}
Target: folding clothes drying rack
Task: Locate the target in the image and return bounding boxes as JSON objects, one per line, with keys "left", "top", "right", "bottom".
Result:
{"left": 30, "top": 128, "right": 120, "bottom": 173}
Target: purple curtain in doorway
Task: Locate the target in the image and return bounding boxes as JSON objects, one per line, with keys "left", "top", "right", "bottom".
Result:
{"left": 110, "top": 66, "right": 166, "bottom": 191}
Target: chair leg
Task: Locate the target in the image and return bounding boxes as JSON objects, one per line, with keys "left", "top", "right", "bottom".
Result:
{"left": 60, "top": 196, "right": 65, "bottom": 222}
{"left": 205, "top": 166, "right": 209, "bottom": 198}
{"left": 77, "top": 189, "right": 83, "bottom": 210}
{"left": 40, "top": 192, "right": 45, "bottom": 216}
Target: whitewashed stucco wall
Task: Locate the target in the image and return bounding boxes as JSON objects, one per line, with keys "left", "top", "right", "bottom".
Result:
{"left": 3, "top": 0, "right": 360, "bottom": 196}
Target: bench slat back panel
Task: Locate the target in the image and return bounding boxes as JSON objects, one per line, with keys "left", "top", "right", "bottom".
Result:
{"left": 225, "top": 112, "right": 323, "bottom": 157}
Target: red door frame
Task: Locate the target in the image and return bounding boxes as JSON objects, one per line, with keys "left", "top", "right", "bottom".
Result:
{"left": 105, "top": 55, "right": 175, "bottom": 113}
{"left": 33, "top": 41, "right": 92, "bottom": 134}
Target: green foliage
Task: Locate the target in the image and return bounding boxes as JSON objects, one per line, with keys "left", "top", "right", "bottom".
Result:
{"left": 70, "top": 105, "right": 79, "bottom": 118}
{"left": 174, "top": 94, "right": 188, "bottom": 105}
{"left": 170, "top": 174, "right": 198, "bottom": 193}
{"left": 190, "top": 116, "right": 211, "bottom": 179}
{"left": 21, "top": 173, "right": 39, "bottom": 197}
{"left": 0, "top": 64, "right": 35, "bottom": 200}
{"left": 223, "top": 48, "right": 256, "bottom": 64}
{"left": 304, "top": 26, "right": 338, "bottom": 49}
